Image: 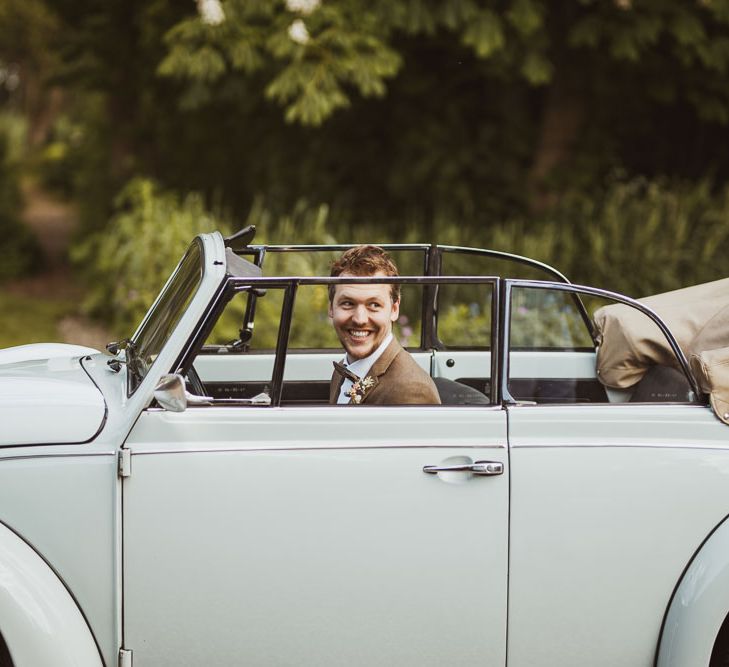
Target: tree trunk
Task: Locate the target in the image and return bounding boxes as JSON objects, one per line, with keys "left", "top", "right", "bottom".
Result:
{"left": 527, "top": 77, "right": 585, "bottom": 213}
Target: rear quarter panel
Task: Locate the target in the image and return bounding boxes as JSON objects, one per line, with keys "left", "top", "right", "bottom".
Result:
{"left": 507, "top": 404, "right": 729, "bottom": 666}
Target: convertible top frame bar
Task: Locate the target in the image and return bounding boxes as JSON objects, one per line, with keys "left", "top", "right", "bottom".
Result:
{"left": 233, "top": 243, "right": 595, "bottom": 351}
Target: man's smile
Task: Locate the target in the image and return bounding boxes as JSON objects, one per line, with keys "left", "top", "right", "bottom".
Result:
{"left": 348, "top": 330, "right": 371, "bottom": 339}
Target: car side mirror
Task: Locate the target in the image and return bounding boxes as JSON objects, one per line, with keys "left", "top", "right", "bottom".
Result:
{"left": 153, "top": 374, "right": 213, "bottom": 412}
{"left": 154, "top": 374, "right": 188, "bottom": 412}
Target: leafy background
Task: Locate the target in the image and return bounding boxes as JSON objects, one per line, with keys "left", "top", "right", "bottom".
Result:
{"left": 2, "top": 0, "right": 729, "bottom": 347}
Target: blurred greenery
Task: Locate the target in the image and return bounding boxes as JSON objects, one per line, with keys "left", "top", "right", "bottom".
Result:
{"left": 72, "top": 172, "right": 729, "bottom": 344}
{"left": 72, "top": 177, "right": 229, "bottom": 333}
{"left": 0, "top": 292, "right": 75, "bottom": 347}
{"left": 8, "top": 0, "right": 729, "bottom": 234}
{"left": 0, "top": 114, "right": 41, "bottom": 280}
{"left": 3, "top": 0, "right": 729, "bottom": 348}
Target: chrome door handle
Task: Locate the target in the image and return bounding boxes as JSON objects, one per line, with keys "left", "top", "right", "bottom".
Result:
{"left": 423, "top": 460, "right": 504, "bottom": 476}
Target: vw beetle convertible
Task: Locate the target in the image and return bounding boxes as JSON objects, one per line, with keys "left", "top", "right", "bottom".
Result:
{"left": 1, "top": 227, "right": 729, "bottom": 667}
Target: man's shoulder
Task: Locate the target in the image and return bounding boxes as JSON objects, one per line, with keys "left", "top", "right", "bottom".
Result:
{"left": 391, "top": 345, "right": 427, "bottom": 374}
{"left": 386, "top": 345, "right": 441, "bottom": 403}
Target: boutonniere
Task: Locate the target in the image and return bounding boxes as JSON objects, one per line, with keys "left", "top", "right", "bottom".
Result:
{"left": 347, "top": 376, "right": 375, "bottom": 404}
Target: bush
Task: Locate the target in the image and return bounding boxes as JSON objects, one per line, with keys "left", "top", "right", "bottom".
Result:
{"left": 0, "top": 114, "right": 41, "bottom": 281}
{"left": 72, "top": 177, "right": 229, "bottom": 335}
{"left": 421, "top": 176, "right": 729, "bottom": 298}
{"left": 73, "top": 179, "right": 339, "bottom": 339}
{"left": 76, "top": 174, "right": 729, "bottom": 342}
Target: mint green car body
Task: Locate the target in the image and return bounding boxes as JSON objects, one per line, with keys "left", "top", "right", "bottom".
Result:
{"left": 0, "top": 231, "right": 727, "bottom": 667}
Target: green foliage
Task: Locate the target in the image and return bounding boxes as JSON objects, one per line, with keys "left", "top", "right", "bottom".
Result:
{"left": 461, "top": 10, "right": 505, "bottom": 58}
{"left": 158, "top": 0, "right": 562, "bottom": 128}
{"left": 471, "top": 176, "right": 729, "bottom": 298}
{"left": 71, "top": 172, "right": 729, "bottom": 356}
{"left": 0, "top": 114, "right": 41, "bottom": 281}
{"left": 509, "top": 287, "right": 593, "bottom": 348}
{"left": 0, "top": 291, "right": 75, "bottom": 348}
{"left": 0, "top": 113, "right": 28, "bottom": 163}
{"left": 72, "top": 178, "right": 229, "bottom": 334}
{"left": 34, "top": 0, "right": 729, "bottom": 246}
{"left": 160, "top": 1, "right": 403, "bottom": 126}
{"left": 206, "top": 199, "right": 338, "bottom": 348}
{"left": 438, "top": 303, "right": 491, "bottom": 347}
{"left": 0, "top": 0, "right": 59, "bottom": 71}
{"left": 34, "top": 113, "right": 85, "bottom": 197}
{"left": 157, "top": 0, "right": 729, "bottom": 131}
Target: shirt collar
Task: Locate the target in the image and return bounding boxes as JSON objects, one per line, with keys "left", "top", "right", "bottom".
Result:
{"left": 343, "top": 332, "right": 393, "bottom": 380}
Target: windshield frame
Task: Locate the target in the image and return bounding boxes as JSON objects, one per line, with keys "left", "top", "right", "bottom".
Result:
{"left": 127, "top": 238, "right": 205, "bottom": 396}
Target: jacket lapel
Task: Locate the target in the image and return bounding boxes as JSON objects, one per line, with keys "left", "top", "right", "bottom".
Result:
{"left": 330, "top": 373, "right": 345, "bottom": 404}
{"left": 361, "top": 338, "right": 401, "bottom": 404}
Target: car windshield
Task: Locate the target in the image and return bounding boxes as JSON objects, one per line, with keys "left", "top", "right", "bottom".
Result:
{"left": 128, "top": 240, "right": 204, "bottom": 394}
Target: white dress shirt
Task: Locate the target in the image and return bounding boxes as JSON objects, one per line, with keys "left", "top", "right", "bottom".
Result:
{"left": 337, "top": 333, "right": 393, "bottom": 404}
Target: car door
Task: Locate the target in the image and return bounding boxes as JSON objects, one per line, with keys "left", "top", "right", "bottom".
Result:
{"left": 121, "top": 281, "right": 509, "bottom": 666}
{"left": 122, "top": 405, "right": 507, "bottom": 666}
{"left": 503, "top": 281, "right": 729, "bottom": 666}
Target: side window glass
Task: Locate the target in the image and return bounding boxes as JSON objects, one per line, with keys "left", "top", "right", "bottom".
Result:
{"left": 437, "top": 284, "right": 492, "bottom": 348}
{"left": 508, "top": 286, "right": 694, "bottom": 405}
{"left": 510, "top": 288, "right": 592, "bottom": 350}
{"left": 281, "top": 282, "right": 429, "bottom": 405}
{"left": 191, "top": 276, "right": 496, "bottom": 407}
{"left": 193, "top": 288, "right": 286, "bottom": 404}
{"left": 432, "top": 282, "right": 495, "bottom": 403}
{"left": 437, "top": 249, "right": 556, "bottom": 350}
{"left": 250, "top": 249, "right": 426, "bottom": 351}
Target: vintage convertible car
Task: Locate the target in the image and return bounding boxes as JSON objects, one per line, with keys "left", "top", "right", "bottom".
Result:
{"left": 1, "top": 228, "right": 728, "bottom": 667}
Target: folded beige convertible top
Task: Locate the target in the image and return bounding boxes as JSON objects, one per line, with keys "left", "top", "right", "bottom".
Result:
{"left": 593, "top": 277, "right": 729, "bottom": 425}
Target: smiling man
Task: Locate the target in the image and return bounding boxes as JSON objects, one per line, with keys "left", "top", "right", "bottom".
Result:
{"left": 328, "top": 245, "right": 440, "bottom": 405}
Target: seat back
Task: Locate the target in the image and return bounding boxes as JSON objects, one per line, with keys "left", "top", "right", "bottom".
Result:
{"left": 433, "top": 377, "right": 490, "bottom": 405}
{"left": 628, "top": 365, "right": 692, "bottom": 403}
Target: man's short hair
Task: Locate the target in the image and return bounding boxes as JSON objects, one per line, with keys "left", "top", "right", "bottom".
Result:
{"left": 329, "top": 245, "right": 400, "bottom": 304}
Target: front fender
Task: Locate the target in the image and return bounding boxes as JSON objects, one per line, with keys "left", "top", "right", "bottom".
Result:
{"left": 657, "top": 514, "right": 729, "bottom": 667}
{"left": 0, "top": 522, "right": 102, "bottom": 666}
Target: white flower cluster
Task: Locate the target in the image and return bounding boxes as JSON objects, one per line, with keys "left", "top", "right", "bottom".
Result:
{"left": 198, "top": 0, "right": 225, "bottom": 26}
{"left": 285, "top": 0, "right": 321, "bottom": 15}
{"left": 288, "top": 19, "right": 310, "bottom": 44}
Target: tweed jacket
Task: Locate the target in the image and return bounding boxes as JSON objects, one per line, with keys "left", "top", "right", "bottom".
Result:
{"left": 329, "top": 338, "right": 441, "bottom": 405}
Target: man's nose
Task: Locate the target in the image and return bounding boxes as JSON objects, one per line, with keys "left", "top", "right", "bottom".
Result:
{"left": 351, "top": 305, "right": 368, "bottom": 324}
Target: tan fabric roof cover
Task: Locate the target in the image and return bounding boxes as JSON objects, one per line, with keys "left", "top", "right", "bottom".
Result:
{"left": 593, "top": 277, "right": 729, "bottom": 424}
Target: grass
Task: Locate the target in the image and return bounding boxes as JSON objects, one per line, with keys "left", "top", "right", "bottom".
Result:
{"left": 0, "top": 291, "right": 76, "bottom": 349}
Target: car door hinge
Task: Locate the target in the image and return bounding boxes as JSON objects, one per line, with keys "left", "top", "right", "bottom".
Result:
{"left": 118, "top": 448, "right": 132, "bottom": 478}
{"left": 119, "top": 648, "right": 133, "bottom": 667}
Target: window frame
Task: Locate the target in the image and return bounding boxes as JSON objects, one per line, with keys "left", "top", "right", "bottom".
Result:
{"left": 128, "top": 238, "right": 205, "bottom": 396}
{"left": 175, "top": 274, "right": 501, "bottom": 407}
{"left": 499, "top": 279, "right": 700, "bottom": 406}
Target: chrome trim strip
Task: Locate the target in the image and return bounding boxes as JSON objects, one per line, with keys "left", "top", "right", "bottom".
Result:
{"left": 506, "top": 403, "right": 709, "bottom": 409}
{"left": 512, "top": 443, "right": 729, "bottom": 450}
{"left": 174, "top": 405, "right": 505, "bottom": 411}
{"left": 0, "top": 452, "right": 115, "bottom": 463}
{"left": 131, "top": 444, "right": 508, "bottom": 456}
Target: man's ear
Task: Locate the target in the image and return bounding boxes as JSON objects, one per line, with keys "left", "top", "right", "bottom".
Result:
{"left": 328, "top": 302, "right": 333, "bottom": 319}
{"left": 390, "top": 298, "right": 400, "bottom": 321}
